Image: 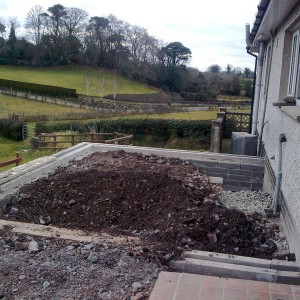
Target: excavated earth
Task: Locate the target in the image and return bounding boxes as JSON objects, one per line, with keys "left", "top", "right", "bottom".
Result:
{"left": 0, "top": 150, "right": 294, "bottom": 299}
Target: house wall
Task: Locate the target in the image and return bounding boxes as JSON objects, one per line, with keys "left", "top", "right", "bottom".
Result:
{"left": 256, "top": 2, "right": 300, "bottom": 260}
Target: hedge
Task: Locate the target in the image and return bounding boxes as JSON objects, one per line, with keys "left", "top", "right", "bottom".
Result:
{"left": 0, "top": 119, "right": 24, "bottom": 140}
{"left": 0, "top": 79, "right": 77, "bottom": 98}
{"left": 35, "top": 119, "right": 211, "bottom": 145}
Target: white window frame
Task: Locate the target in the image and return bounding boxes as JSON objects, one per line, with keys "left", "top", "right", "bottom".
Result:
{"left": 287, "top": 30, "right": 300, "bottom": 104}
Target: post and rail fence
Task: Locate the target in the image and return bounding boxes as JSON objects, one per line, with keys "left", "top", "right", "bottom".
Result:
{"left": 0, "top": 152, "right": 22, "bottom": 168}
{"left": 37, "top": 132, "right": 133, "bottom": 151}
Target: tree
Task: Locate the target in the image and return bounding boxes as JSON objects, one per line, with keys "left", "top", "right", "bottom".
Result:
{"left": 207, "top": 64, "right": 222, "bottom": 74}
{"left": 244, "top": 78, "right": 253, "bottom": 97}
{"left": 63, "top": 7, "right": 88, "bottom": 37}
{"left": 160, "top": 42, "right": 191, "bottom": 67}
{"left": 112, "top": 70, "right": 118, "bottom": 99}
{"left": 226, "top": 64, "right": 234, "bottom": 74}
{"left": 98, "top": 69, "right": 105, "bottom": 99}
{"left": 25, "top": 5, "right": 44, "bottom": 45}
{"left": 0, "top": 21, "right": 5, "bottom": 39}
{"left": 47, "top": 4, "right": 66, "bottom": 38}
{"left": 6, "top": 21, "right": 18, "bottom": 59}
{"left": 219, "top": 74, "right": 241, "bottom": 96}
{"left": 84, "top": 67, "right": 92, "bottom": 96}
{"left": 87, "top": 16, "right": 110, "bottom": 66}
{"left": 243, "top": 67, "right": 252, "bottom": 78}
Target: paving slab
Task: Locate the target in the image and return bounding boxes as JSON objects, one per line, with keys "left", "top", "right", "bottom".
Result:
{"left": 150, "top": 271, "right": 300, "bottom": 300}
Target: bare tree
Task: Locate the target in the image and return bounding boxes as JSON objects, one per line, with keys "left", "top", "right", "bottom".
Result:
{"left": 63, "top": 7, "right": 88, "bottom": 37}
{"left": 24, "top": 5, "right": 44, "bottom": 45}
{"left": 112, "top": 70, "right": 118, "bottom": 99}
{"left": 98, "top": 69, "right": 105, "bottom": 99}
{"left": 84, "top": 67, "right": 93, "bottom": 96}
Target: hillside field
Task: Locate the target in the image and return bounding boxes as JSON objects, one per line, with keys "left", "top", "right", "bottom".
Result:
{"left": 0, "top": 94, "right": 90, "bottom": 115}
{"left": 0, "top": 65, "right": 156, "bottom": 96}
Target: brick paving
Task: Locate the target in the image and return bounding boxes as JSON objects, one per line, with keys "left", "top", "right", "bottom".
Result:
{"left": 149, "top": 272, "right": 300, "bottom": 300}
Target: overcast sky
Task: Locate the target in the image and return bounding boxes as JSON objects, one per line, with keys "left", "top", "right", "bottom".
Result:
{"left": 0, "top": 0, "right": 259, "bottom": 71}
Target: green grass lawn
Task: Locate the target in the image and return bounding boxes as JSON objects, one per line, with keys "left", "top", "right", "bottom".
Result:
{"left": 117, "top": 109, "right": 250, "bottom": 120}
{"left": 0, "top": 94, "right": 92, "bottom": 115}
{"left": 0, "top": 137, "right": 56, "bottom": 172}
{"left": 0, "top": 65, "right": 156, "bottom": 96}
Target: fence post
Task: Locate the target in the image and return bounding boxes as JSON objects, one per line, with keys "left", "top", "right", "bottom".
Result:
{"left": 210, "top": 111, "right": 225, "bottom": 153}
{"left": 16, "top": 152, "right": 20, "bottom": 166}
{"left": 71, "top": 134, "right": 75, "bottom": 146}
{"left": 53, "top": 135, "right": 56, "bottom": 150}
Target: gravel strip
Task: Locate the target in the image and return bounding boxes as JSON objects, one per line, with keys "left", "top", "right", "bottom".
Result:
{"left": 219, "top": 190, "right": 292, "bottom": 260}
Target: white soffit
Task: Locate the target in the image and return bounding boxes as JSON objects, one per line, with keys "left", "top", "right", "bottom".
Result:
{"left": 254, "top": 0, "right": 298, "bottom": 43}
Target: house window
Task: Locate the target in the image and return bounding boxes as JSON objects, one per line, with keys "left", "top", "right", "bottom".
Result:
{"left": 264, "top": 45, "right": 272, "bottom": 96}
{"left": 287, "top": 30, "right": 300, "bottom": 103}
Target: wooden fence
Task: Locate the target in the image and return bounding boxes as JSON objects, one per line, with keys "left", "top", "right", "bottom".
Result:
{"left": 223, "top": 112, "right": 251, "bottom": 138}
{"left": 0, "top": 152, "right": 22, "bottom": 168}
{"left": 38, "top": 132, "right": 133, "bottom": 150}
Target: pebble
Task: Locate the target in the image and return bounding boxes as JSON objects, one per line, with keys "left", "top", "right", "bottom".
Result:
{"left": 131, "top": 292, "right": 144, "bottom": 300}
{"left": 132, "top": 282, "right": 143, "bottom": 291}
{"left": 82, "top": 243, "right": 95, "bottom": 250}
{"left": 14, "top": 241, "right": 26, "bottom": 251}
{"left": 207, "top": 232, "right": 217, "bottom": 243}
{"left": 28, "top": 240, "right": 39, "bottom": 253}
{"left": 10, "top": 207, "right": 18, "bottom": 214}
{"left": 39, "top": 215, "right": 52, "bottom": 225}
{"left": 43, "top": 281, "right": 51, "bottom": 288}
{"left": 87, "top": 253, "right": 98, "bottom": 263}
{"left": 68, "top": 199, "right": 77, "bottom": 206}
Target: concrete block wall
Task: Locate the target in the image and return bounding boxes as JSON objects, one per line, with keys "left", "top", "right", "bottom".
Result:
{"left": 187, "top": 158, "right": 264, "bottom": 191}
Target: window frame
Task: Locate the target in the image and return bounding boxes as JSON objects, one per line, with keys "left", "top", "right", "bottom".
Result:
{"left": 287, "top": 30, "right": 300, "bottom": 104}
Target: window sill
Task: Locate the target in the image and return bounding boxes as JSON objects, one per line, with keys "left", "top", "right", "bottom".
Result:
{"left": 281, "top": 106, "right": 300, "bottom": 122}
{"left": 272, "top": 101, "right": 296, "bottom": 108}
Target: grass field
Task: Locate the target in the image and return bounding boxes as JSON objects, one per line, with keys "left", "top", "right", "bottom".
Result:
{"left": 117, "top": 109, "right": 250, "bottom": 121}
{"left": 0, "top": 65, "right": 156, "bottom": 96}
{"left": 0, "top": 137, "right": 55, "bottom": 172}
{"left": 0, "top": 94, "right": 91, "bottom": 115}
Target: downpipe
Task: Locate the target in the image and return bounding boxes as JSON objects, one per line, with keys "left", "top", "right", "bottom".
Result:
{"left": 258, "top": 31, "right": 276, "bottom": 156}
{"left": 251, "top": 42, "right": 265, "bottom": 135}
{"left": 270, "top": 134, "right": 287, "bottom": 215}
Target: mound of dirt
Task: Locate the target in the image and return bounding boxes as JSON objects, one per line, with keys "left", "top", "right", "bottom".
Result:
{"left": 0, "top": 151, "right": 284, "bottom": 262}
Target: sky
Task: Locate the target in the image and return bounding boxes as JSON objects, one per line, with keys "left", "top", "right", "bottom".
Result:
{"left": 0, "top": 0, "right": 260, "bottom": 72}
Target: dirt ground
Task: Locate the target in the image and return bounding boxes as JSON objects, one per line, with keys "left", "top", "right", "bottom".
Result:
{"left": 1, "top": 150, "right": 291, "bottom": 260}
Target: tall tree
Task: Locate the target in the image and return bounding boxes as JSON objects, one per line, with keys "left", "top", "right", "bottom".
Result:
{"left": 0, "top": 21, "right": 5, "bottom": 39}
{"left": 160, "top": 42, "right": 191, "bottom": 67}
{"left": 63, "top": 7, "right": 88, "bottom": 37}
{"left": 86, "top": 16, "right": 110, "bottom": 66}
{"left": 207, "top": 64, "right": 222, "bottom": 74}
{"left": 25, "top": 5, "right": 44, "bottom": 45}
{"left": 47, "top": 4, "right": 66, "bottom": 38}
{"left": 243, "top": 67, "right": 252, "bottom": 78}
{"left": 6, "top": 21, "right": 18, "bottom": 59}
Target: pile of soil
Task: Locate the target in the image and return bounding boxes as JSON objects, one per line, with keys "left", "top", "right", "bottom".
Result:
{"left": 0, "top": 150, "right": 283, "bottom": 262}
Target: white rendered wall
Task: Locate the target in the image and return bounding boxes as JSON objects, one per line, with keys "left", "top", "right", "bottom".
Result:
{"left": 256, "top": 2, "right": 300, "bottom": 254}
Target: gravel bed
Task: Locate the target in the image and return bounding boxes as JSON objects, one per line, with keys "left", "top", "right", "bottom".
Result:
{"left": 0, "top": 232, "right": 160, "bottom": 300}
{"left": 219, "top": 190, "right": 292, "bottom": 259}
